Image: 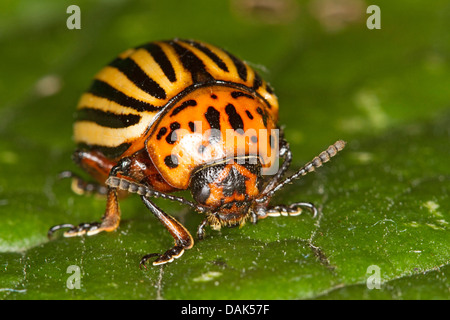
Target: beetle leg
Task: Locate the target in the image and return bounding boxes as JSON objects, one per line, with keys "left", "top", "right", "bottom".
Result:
{"left": 58, "top": 171, "right": 108, "bottom": 196}
{"left": 48, "top": 187, "right": 121, "bottom": 238}
{"left": 108, "top": 156, "right": 132, "bottom": 177}
{"left": 249, "top": 211, "right": 259, "bottom": 224}
{"left": 72, "top": 149, "right": 116, "bottom": 185}
{"left": 196, "top": 218, "right": 209, "bottom": 240}
{"left": 267, "top": 202, "right": 317, "bottom": 218}
{"left": 253, "top": 202, "right": 317, "bottom": 221}
{"left": 139, "top": 195, "right": 193, "bottom": 268}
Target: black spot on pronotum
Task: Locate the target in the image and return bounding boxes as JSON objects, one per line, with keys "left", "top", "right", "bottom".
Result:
{"left": 170, "top": 99, "right": 197, "bottom": 117}
{"left": 170, "top": 122, "right": 180, "bottom": 131}
{"left": 205, "top": 107, "right": 220, "bottom": 130}
{"left": 164, "top": 154, "right": 179, "bottom": 168}
{"left": 156, "top": 127, "right": 168, "bottom": 140}
{"left": 188, "top": 121, "right": 196, "bottom": 132}
{"left": 245, "top": 110, "right": 254, "bottom": 120}
{"left": 225, "top": 103, "right": 244, "bottom": 132}
{"left": 205, "top": 106, "right": 221, "bottom": 144}
{"left": 166, "top": 122, "right": 181, "bottom": 144}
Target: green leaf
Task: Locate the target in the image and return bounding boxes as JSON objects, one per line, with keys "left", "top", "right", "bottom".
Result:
{"left": 1, "top": 0, "right": 449, "bottom": 300}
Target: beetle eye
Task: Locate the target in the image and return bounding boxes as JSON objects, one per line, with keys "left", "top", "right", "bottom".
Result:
{"left": 191, "top": 180, "right": 211, "bottom": 205}
{"left": 190, "top": 164, "right": 224, "bottom": 205}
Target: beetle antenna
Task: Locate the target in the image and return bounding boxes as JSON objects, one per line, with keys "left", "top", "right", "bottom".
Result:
{"left": 257, "top": 140, "right": 346, "bottom": 203}
{"left": 106, "top": 176, "right": 208, "bottom": 213}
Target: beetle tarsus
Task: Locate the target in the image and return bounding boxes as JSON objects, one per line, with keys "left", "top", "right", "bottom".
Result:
{"left": 140, "top": 245, "right": 185, "bottom": 269}
{"left": 196, "top": 219, "right": 208, "bottom": 240}
{"left": 257, "top": 202, "right": 318, "bottom": 219}
{"left": 139, "top": 253, "right": 160, "bottom": 269}
{"left": 65, "top": 221, "right": 102, "bottom": 236}
{"left": 139, "top": 196, "right": 193, "bottom": 267}
{"left": 48, "top": 221, "right": 103, "bottom": 238}
{"left": 47, "top": 223, "right": 75, "bottom": 238}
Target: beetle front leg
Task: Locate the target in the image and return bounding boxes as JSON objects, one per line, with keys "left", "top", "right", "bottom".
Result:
{"left": 196, "top": 219, "right": 208, "bottom": 240}
{"left": 139, "top": 196, "right": 193, "bottom": 268}
{"left": 48, "top": 186, "right": 121, "bottom": 238}
{"left": 267, "top": 202, "right": 317, "bottom": 218}
{"left": 48, "top": 149, "right": 126, "bottom": 238}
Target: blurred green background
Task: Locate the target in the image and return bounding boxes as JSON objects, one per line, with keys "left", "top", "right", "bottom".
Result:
{"left": 0, "top": 0, "right": 449, "bottom": 299}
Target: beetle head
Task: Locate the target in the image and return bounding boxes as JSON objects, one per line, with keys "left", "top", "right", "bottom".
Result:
{"left": 190, "top": 157, "right": 263, "bottom": 228}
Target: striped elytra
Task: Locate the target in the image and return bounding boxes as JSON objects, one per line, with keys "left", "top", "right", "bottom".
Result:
{"left": 74, "top": 39, "right": 278, "bottom": 163}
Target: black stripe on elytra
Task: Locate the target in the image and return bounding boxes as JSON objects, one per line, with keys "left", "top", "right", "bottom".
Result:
{"left": 231, "top": 91, "right": 254, "bottom": 100}
{"left": 77, "top": 142, "right": 131, "bottom": 159}
{"left": 170, "top": 41, "right": 213, "bottom": 83}
{"left": 245, "top": 110, "right": 254, "bottom": 120}
{"left": 156, "top": 127, "right": 168, "bottom": 140}
{"left": 76, "top": 108, "right": 141, "bottom": 128}
{"left": 252, "top": 72, "right": 262, "bottom": 91}
{"left": 225, "top": 103, "right": 244, "bottom": 132}
{"left": 225, "top": 50, "right": 247, "bottom": 82}
{"left": 256, "top": 107, "right": 268, "bottom": 127}
{"left": 204, "top": 106, "right": 221, "bottom": 144}
{"left": 138, "top": 43, "right": 176, "bottom": 83}
{"left": 109, "top": 57, "right": 166, "bottom": 99}
{"left": 183, "top": 40, "right": 229, "bottom": 72}
{"left": 88, "top": 80, "right": 160, "bottom": 112}
{"left": 170, "top": 99, "right": 197, "bottom": 117}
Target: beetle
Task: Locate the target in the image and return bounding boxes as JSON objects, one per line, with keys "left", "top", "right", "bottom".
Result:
{"left": 48, "top": 39, "right": 345, "bottom": 267}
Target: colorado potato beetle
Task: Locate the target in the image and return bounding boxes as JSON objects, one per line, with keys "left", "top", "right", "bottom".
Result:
{"left": 48, "top": 39, "right": 345, "bottom": 267}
